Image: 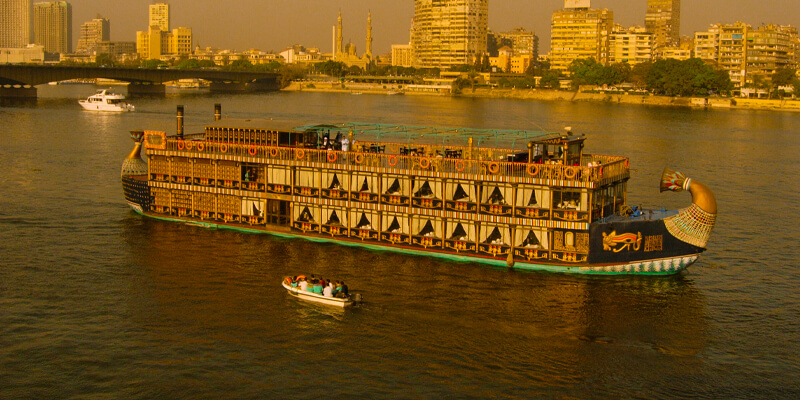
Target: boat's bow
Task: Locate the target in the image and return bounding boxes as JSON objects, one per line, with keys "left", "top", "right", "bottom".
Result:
{"left": 660, "top": 167, "right": 717, "bottom": 248}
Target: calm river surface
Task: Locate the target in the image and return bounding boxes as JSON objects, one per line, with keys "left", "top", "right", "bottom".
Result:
{"left": 1, "top": 85, "right": 798, "bottom": 399}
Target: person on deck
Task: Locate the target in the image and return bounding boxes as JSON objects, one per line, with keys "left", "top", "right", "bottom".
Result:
{"left": 323, "top": 283, "right": 333, "bottom": 297}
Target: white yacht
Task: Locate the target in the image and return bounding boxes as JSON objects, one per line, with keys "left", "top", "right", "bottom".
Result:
{"left": 78, "top": 89, "right": 135, "bottom": 112}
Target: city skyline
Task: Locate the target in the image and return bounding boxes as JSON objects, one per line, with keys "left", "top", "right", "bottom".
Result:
{"left": 62, "top": 0, "right": 800, "bottom": 55}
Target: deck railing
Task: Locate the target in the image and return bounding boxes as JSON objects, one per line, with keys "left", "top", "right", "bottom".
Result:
{"left": 158, "top": 137, "right": 629, "bottom": 184}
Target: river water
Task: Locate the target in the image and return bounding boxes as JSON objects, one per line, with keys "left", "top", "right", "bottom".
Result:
{"left": 1, "top": 85, "right": 798, "bottom": 399}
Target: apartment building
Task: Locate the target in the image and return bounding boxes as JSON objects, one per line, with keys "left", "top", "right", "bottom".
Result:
{"left": 0, "top": 0, "right": 32, "bottom": 48}
{"left": 645, "top": 0, "right": 680, "bottom": 49}
{"left": 610, "top": 25, "right": 653, "bottom": 65}
{"left": 550, "top": 0, "right": 614, "bottom": 73}
{"left": 33, "top": 1, "right": 71, "bottom": 54}
{"left": 411, "top": 0, "right": 488, "bottom": 69}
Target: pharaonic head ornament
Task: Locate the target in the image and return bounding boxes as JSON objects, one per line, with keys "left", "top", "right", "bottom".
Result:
{"left": 122, "top": 130, "right": 148, "bottom": 177}
{"left": 661, "top": 167, "right": 717, "bottom": 248}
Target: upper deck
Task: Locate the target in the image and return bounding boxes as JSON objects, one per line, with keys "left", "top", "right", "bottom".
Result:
{"left": 142, "top": 119, "right": 630, "bottom": 188}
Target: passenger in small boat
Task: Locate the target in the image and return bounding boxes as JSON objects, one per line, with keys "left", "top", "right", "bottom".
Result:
{"left": 290, "top": 276, "right": 299, "bottom": 288}
{"left": 323, "top": 283, "right": 333, "bottom": 297}
{"left": 338, "top": 281, "right": 349, "bottom": 297}
{"left": 312, "top": 279, "right": 324, "bottom": 294}
{"left": 299, "top": 277, "right": 309, "bottom": 291}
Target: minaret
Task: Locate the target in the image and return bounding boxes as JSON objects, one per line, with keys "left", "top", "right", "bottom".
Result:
{"left": 336, "top": 11, "right": 343, "bottom": 57}
{"left": 365, "top": 11, "right": 373, "bottom": 59}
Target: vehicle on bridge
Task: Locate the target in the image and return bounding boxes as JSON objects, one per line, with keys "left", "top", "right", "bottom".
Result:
{"left": 78, "top": 89, "right": 135, "bottom": 112}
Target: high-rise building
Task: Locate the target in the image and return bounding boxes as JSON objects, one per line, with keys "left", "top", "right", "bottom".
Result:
{"left": 411, "top": 0, "right": 488, "bottom": 69}
{"left": 77, "top": 16, "right": 109, "bottom": 54}
{"left": 149, "top": 3, "right": 169, "bottom": 31}
{"left": 391, "top": 44, "right": 413, "bottom": 67}
{"left": 717, "top": 22, "right": 749, "bottom": 89}
{"left": 694, "top": 25, "right": 720, "bottom": 62}
{"left": 610, "top": 25, "right": 653, "bottom": 65}
{"left": 645, "top": 0, "right": 680, "bottom": 49}
{"left": 550, "top": 0, "right": 614, "bottom": 73}
{"left": 137, "top": 2, "right": 190, "bottom": 60}
{"left": 492, "top": 28, "right": 539, "bottom": 59}
{"left": 0, "top": 0, "right": 32, "bottom": 48}
{"left": 33, "top": 1, "right": 71, "bottom": 54}
{"left": 746, "top": 24, "right": 795, "bottom": 85}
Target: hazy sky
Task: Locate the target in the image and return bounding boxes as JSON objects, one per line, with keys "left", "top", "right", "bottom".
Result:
{"left": 68, "top": 0, "right": 799, "bottom": 54}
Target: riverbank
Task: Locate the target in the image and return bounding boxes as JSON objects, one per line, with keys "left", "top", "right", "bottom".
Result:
{"left": 283, "top": 81, "right": 800, "bottom": 112}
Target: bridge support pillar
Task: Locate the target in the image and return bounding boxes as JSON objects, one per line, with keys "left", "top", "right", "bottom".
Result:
{"left": 127, "top": 82, "right": 166, "bottom": 96}
{"left": 0, "top": 84, "right": 37, "bottom": 98}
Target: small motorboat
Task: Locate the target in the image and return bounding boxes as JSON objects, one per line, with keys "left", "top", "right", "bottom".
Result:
{"left": 281, "top": 277, "right": 359, "bottom": 308}
{"left": 78, "top": 89, "right": 135, "bottom": 112}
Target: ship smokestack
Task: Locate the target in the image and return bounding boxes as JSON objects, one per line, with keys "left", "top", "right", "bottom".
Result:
{"left": 660, "top": 167, "right": 717, "bottom": 248}
{"left": 176, "top": 105, "right": 184, "bottom": 138}
{"left": 214, "top": 103, "right": 221, "bottom": 121}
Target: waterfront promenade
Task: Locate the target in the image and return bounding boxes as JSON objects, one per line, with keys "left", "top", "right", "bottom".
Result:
{"left": 283, "top": 81, "right": 800, "bottom": 112}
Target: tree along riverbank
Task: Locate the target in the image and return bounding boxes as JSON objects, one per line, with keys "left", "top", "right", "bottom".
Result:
{"left": 282, "top": 82, "right": 800, "bottom": 112}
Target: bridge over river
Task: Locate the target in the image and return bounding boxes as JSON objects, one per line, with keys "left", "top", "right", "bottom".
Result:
{"left": 0, "top": 65, "right": 281, "bottom": 98}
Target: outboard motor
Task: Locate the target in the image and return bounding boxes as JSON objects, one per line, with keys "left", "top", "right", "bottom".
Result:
{"left": 351, "top": 293, "right": 363, "bottom": 304}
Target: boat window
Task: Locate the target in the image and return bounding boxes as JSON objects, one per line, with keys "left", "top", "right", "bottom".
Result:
{"left": 486, "top": 187, "right": 506, "bottom": 205}
{"left": 449, "top": 223, "right": 468, "bottom": 240}
{"left": 554, "top": 189, "right": 585, "bottom": 211}
{"left": 298, "top": 206, "right": 315, "bottom": 222}
{"left": 328, "top": 174, "right": 342, "bottom": 190}
{"left": 414, "top": 181, "right": 434, "bottom": 198}
{"left": 417, "top": 220, "right": 438, "bottom": 237}
{"left": 356, "top": 213, "right": 373, "bottom": 229}
{"left": 384, "top": 179, "right": 401, "bottom": 195}
{"left": 325, "top": 210, "right": 341, "bottom": 226}
{"left": 452, "top": 184, "right": 470, "bottom": 201}
{"left": 482, "top": 227, "right": 505, "bottom": 244}
{"left": 516, "top": 229, "right": 548, "bottom": 249}
{"left": 241, "top": 198, "right": 263, "bottom": 217}
{"left": 386, "top": 217, "right": 402, "bottom": 233}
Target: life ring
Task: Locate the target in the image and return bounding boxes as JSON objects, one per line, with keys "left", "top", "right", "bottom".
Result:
{"left": 419, "top": 157, "right": 431, "bottom": 169}
{"left": 455, "top": 160, "right": 465, "bottom": 172}
{"left": 488, "top": 162, "right": 500, "bottom": 174}
{"left": 269, "top": 147, "right": 278, "bottom": 157}
{"left": 355, "top": 153, "right": 364, "bottom": 164}
{"left": 220, "top": 143, "right": 228, "bottom": 153}
{"left": 177, "top": 140, "right": 185, "bottom": 150}
{"left": 388, "top": 155, "right": 398, "bottom": 167}
{"left": 565, "top": 166, "right": 577, "bottom": 179}
{"left": 327, "top": 151, "right": 337, "bottom": 162}
{"left": 196, "top": 142, "right": 205, "bottom": 152}
{"left": 526, "top": 163, "right": 539, "bottom": 177}
{"left": 296, "top": 148, "right": 305, "bottom": 159}
{"left": 248, "top": 145, "right": 257, "bottom": 156}
{"left": 185, "top": 141, "right": 193, "bottom": 150}
{"left": 284, "top": 277, "right": 292, "bottom": 284}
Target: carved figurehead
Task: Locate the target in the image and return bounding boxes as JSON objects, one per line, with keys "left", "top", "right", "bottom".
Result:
{"left": 660, "top": 167, "right": 717, "bottom": 248}
{"left": 121, "top": 130, "right": 148, "bottom": 177}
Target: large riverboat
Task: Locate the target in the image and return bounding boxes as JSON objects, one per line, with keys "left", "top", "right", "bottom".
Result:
{"left": 121, "top": 105, "right": 716, "bottom": 275}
